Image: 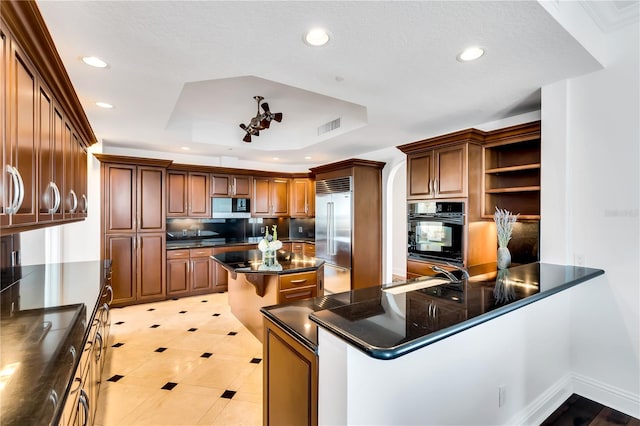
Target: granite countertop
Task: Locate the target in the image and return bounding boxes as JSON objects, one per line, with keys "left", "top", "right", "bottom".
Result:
{"left": 166, "top": 237, "right": 315, "bottom": 250}
{"left": 262, "top": 262, "right": 604, "bottom": 359}
{"left": 0, "top": 261, "right": 106, "bottom": 426}
{"left": 211, "top": 249, "right": 324, "bottom": 275}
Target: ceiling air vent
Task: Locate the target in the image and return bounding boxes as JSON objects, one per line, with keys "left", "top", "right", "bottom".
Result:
{"left": 317, "top": 117, "right": 341, "bottom": 136}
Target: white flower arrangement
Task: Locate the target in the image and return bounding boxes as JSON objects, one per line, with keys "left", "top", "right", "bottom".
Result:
{"left": 493, "top": 207, "right": 519, "bottom": 248}
{"left": 258, "top": 224, "right": 283, "bottom": 252}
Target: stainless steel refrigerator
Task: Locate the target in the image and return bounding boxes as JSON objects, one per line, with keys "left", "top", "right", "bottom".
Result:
{"left": 315, "top": 176, "right": 352, "bottom": 293}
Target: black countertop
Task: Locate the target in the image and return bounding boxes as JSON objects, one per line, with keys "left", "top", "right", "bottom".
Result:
{"left": 211, "top": 249, "right": 324, "bottom": 275}
{"left": 167, "top": 237, "right": 315, "bottom": 250}
{"left": 262, "top": 262, "right": 604, "bottom": 359}
{"left": 0, "top": 261, "right": 106, "bottom": 425}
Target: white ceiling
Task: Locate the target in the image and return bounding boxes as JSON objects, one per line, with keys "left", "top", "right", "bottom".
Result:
{"left": 36, "top": 1, "right": 624, "bottom": 169}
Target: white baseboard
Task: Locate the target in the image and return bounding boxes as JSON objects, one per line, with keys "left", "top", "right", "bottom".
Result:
{"left": 506, "top": 372, "right": 640, "bottom": 425}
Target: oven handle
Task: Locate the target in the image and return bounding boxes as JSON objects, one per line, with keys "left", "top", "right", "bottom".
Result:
{"left": 408, "top": 214, "right": 464, "bottom": 225}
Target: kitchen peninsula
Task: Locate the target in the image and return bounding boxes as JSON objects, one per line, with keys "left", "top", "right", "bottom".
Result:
{"left": 211, "top": 249, "right": 324, "bottom": 341}
{"left": 261, "top": 262, "right": 604, "bottom": 426}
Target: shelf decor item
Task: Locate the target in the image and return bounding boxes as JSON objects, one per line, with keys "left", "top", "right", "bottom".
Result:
{"left": 258, "top": 225, "right": 282, "bottom": 267}
{"left": 494, "top": 207, "right": 519, "bottom": 269}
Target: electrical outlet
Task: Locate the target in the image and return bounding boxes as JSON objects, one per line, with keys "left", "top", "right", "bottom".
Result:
{"left": 298, "top": 226, "right": 303, "bottom": 233}
{"left": 575, "top": 253, "right": 585, "bottom": 266}
{"left": 260, "top": 226, "right": 265, "bottom": 234}
{"left": 498, "top": 385, "right": 507, "bottom": 408}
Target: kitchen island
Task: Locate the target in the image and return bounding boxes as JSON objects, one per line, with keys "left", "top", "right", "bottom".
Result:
{"left": 211, "top": 249, "right": 324, "bottom": 341}
{"left": 261, "top": 262, "right": 604, "bottom": 426}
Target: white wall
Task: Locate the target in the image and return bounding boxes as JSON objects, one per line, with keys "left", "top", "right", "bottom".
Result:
{"left": 541, "top": 20, "right": 640, "bottom": 416}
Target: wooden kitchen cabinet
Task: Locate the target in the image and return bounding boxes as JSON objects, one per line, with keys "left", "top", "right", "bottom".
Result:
{"left": 167, "top": 249, "right": 190, "bottom": 295}
{"left": 264, "top": 317, "right": 318, "bottom": 426}
{"left": 252, "top": 177, "right": 290, "bottom": 217}
{"left": 167, "top": 170, "right": 210, "bottom": 217}
{"left": 190, "top": 248, "right": 214, "bottom": 293}
{"left": 211, "top": 174, "right": 252, "bottom": 198}
{"left": 290, "top": 178, "right": 315, "bottom": 217}
{"left": 303, "top": 243, "right": 316, "bottom": 258}
{"left": 278, "top": 270, "right": 320, "bottom": 304}
{"left": 98, "top": 155, "right": 171, "bottom": 306}
{"left": 211, "top": 244, "right": 257, "bottom": 291}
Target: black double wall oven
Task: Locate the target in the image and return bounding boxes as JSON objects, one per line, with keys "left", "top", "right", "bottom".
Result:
{"left": 408, "top": 201, "right": 464, "bottom": 265}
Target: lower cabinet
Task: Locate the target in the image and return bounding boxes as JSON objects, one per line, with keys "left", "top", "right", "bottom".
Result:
{"left": 278, "top": 270, "right": 321, "bottom": 304}
{"left": 263, "top": 317, "right": 318, "bottom": 426}
{"left": 167, "top": 247, "right": 228, "bottom": 297}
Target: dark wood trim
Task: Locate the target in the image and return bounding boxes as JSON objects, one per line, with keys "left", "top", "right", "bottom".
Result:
{"left": 397, "top": 128, "right": 487, "bottom": 154}
{"left": 1, "top": 1, "right": 96, "bottom": 147}
{"left": 483, "top": 120, "right": 541, "bottom": 145}
{"left": 309, "top": 158, "right": 386, "bottom": 175}
{"left": 93, "top": 153, "right": 173, "bottom": 168}
{"left": 169, "top": 163, "right": 313, "bottom": 179}
{"left": 0, "top": 218, "right": 85, "bottom": 235}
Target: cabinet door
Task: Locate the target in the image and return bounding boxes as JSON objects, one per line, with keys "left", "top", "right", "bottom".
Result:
{"left": 407, "top": 152, "right": 434, "bottom": 199}
{"left": 252, "top": 177, "right": 271, "bottom": 216}
{"left": 7, "top": 41, "right": 37, "bottom": 225}
{"left": 37, "top": 85, "right": 55, "bottom": 222}
{"left": 76, "top": 143, "right": 88, "bottom": 217}
{"left": 137, "top": 166, "right": 165, "bottom": 232}
{"left": 167, "top": 249, "right": 190, "bottom": 295}
{"left": 52, "top": 105, "right": 65, "bottom": 220}
{"left": 190, "top": 257, "right": 212, "bottom": 291}
{"left": 63, "top": 122, "right": 77, "bottom": 217}
{"left": 167, "top": 171, "right": 187, "bottom": 217}
{"left": 188, "top": 172, "right": 210, "bottom": 217}
{"left": 137, "top": 232, "right": 166, "bottom": 301}
{"left": 264, "top": 318, "right": 318, "bottom": 426}
{"left": 271, "top": 179, "right": 289, "bottom": 216}
{"left": 104, "top": 234, "right": 136, "bottom": 305}
{"left": 232, "top": 175, "right": 252, "bottom": 197}
{"left": 210, "top": 174, "right": 231, "bottom": 197}
{"left": 104, "top": 164, "right": 135, "bottom": 233}
{"left": 290, "top": 179, "right": 310, "bottom": 217}
{"left": 0, "top": 25, "right": 7, "bottom": 225}
{"left": 434, "top": 144, "right": 467, "bottom": 198}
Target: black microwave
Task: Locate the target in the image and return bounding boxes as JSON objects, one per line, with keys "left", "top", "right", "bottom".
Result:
{"left": 212, "top": 198, "right": 251, "bottom": 218}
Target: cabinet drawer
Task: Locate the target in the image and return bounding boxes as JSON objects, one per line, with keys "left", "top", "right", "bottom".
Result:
{"left": 303, "top": 243, "right": 315, "bottom": 257}
{"left": 292, "top": 243, "right": 304, "bottom": 254}
{"left": 167, "top": 249, "right": 190, "bottom": 259}
{"left": 190, "top": 248, "right": 213, "bottom": 257}
{"left": 279, "top": 286, "right": 317, "bottom": 303}
{"left": 280, "top": 271, "right": 317, "bottom": 291}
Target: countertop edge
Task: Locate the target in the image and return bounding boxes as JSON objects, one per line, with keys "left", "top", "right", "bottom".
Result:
{"left": 310, "top": 265, "right": 605, "bottom": 360}
{"left": 260, "top": 308, "right": 318, "bottom": 352}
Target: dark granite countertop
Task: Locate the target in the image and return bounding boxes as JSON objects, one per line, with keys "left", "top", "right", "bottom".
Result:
{"left": 211, "top": 249, "right": 324, "bottom": 275}
{"left": 167, "top": 237, "right": 314, "bottom": 250}
{"left": 262, "top": 262, "right": 604, "bottom": 359}
{"left": 0, "top": 261, "right": 106, "bottom": 425}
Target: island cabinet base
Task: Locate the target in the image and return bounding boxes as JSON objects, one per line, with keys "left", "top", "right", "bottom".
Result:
{"left": 263, "top": 318, "right": 318, "bottom": 426}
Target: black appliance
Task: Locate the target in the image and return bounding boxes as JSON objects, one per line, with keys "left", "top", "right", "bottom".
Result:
{"left": 407, "top": 201, "right": 464, "bottom": 265}
{"left": 211, "top": 197, "right": 251, "bottom": 218}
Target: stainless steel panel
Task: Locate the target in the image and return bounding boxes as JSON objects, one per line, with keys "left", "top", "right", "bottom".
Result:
{"left": 331, "top": 192, "right": 352, "bottom": 269}
{"left": 323, "top": 264, "right": 351, "bottom": 295}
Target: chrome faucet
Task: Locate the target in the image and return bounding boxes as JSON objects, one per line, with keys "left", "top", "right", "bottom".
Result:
{"left": 431, "top": 263, "right": 470, "bottom": 282}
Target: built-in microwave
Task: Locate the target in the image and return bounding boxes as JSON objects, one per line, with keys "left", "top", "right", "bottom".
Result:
{"left": 408, "top": 201, "right": 464, "bottom": 265}
{"left": 212, "top": 197, "right": 251, "bottom": 218}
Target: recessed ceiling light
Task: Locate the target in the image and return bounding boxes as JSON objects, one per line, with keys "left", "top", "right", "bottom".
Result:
{"left": 457, "top": 46, "right": 485, "bottom": 62}
{"left": 82, "top": 56, "right": 108, "bottom": 68}
{"left": 95, "top": 102, "right": 113, "bottom": 109}
{"left": 304, "top": 156, "right": 312, "bottom": 160}
{"left": 181, "top": 147, "right": 190, "bottom": 151}
{"left": 304, "top": 28, "right": 330, "bottom": 47}
{"left": 272, "top": 157, "right": 280, "bottom": 161}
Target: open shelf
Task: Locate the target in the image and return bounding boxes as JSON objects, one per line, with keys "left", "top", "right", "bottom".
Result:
{"left": 486, "top": 186, "right": 541, "bottom": 194}
{"left": 485, "top": 163, "right": 541, "bottom": 174}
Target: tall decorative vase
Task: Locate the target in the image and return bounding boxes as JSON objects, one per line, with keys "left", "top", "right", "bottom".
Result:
{"left": 497, "top": 246, "right": 511, "bottom": 270}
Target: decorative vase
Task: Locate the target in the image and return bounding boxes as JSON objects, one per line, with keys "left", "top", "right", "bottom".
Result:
{"left": 262, "top": 249, "right": 276, "bottom": 267}
{"left": 497, "top": 246, "right": 511, "bottom": 270}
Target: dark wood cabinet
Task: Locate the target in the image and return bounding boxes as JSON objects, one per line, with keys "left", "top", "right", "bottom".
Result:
{"left": 211, "top": 244, "right": 257, "bottom": 291}
{"left": 211, "top": 174, "right": 252, "bottom": 198}
{"left": 406, "top": 291, "right": 466, "bottom": 337}
{"left": 252, "top": 177, "right": 290, "bottom": 217}
{"left": 98, "top": 155, "right": 170, "bottom": 306}
{"left": 167, "top": 170, "right": 210, "bottom": 217}
{"left": 167, "top": 250, "right": 190, "bottom": 296}
{"left": 290, "top": 178, "right": 315, "bottom": 218}
{"left": 167, "top": 247, "right": 227, "bottom": 297}
{"left": 190, "top": 248, "right": 213, "bottom": 293}
{"left": 264, "top": 317, "right": 318, "bottom": 426}
{"left": 406, "top": 144, "right": 468, "bottom": 199}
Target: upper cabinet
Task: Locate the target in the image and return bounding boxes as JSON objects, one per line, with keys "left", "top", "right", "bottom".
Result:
{"left": 252, "top": 177, "right": 290, "bottom": 217}
{"left": 167, "top": 170, "right": 210, "bottom": 217}
{"left": 210, "top": 174, "right": 252, "bottom": 198}
{"left": 482, "top": 121, "right": 541, "bottom": 220}
{"left": 290, "top": 178, "right": 315, "bottom": 218}
{"left": 0, "top": 3, "right": 96, "bottom": 233}
{"left": 399, "top": 129, "right": 484, "bottom": 201}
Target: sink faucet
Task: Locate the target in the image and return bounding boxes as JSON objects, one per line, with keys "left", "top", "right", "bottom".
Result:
{"left": 431, "top": 263, "right": 470, "bottom": 282}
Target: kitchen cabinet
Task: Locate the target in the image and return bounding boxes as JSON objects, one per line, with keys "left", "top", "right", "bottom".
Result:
{"left": 210, "top": 174, "right": 252, "bottom": 198}
{"left": 304, "top": 243, "right": 315, "bottom": 258}
{"left": 292, "top": 242, "right": 304, "bottom": 255}
{"left": 167, "top": 170, "right": 210, "bottom": 217}
{"left": 406, "top": 291, "right": 466, "bottom": 337}
{"left": 290, "top": 178, "right": 315, "bottom": 217}
{"left": 190, "top": 248, "right": 214, "bottom": 293}
{"left": 263, "top": 317, "right": 318, "bottom": 426}
{"left": 1, "top": 10, "right": 93, "bottom": 233}
{"left": 167, "top": 247, "right": 233, "bottom": 296}
{"left": 211, "top": 244, "right": 257, "bottom": 291}
{"left": 98, "top": 155, "right": 171, "bottom": 306}
{"left": 252, "top": 177, "right": 290, "bottom": 217}
{"left": 482, "top": 121, "right": 541, "bottom": 219}
{"left": 167, "top": 249, "right": 190, "bottom": 295}
{"left": 405, "top": 144, "right": 471, "bottom": 199}
{"left": 278, "top": 270, "right": 320, "bottom": 303}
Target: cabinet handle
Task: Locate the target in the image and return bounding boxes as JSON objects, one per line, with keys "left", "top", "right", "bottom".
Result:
{"left": 69, "top": 189, "right": 78, "bottom": 213}
{"left": 79, "top": 390, "right": 90, "bottom": 426}
{"left": 51, "top": 181, "right": 61, "bottom": 213}
{"left": 14, "top": 167, "right": 25, "bottom": 213}
{"left": 289, "top": 279, "right": 307, "bottom": 285}
{"left": 81, "top": 194, "right": 88, "bottom": 213}
{"left": 95, "top": 332, "right": 103, "bottom": 361}
{"left": 49, "top": 389, "right": 58, "bottom": 410}
{"left": 105, "top": 285, "right": 114, "bottom": 305}
{"left": 5, "top": 165, "right": 20, "bottom": 214}
{"left": 428, "top": 179, "right": 433, "bottom": 194}
{"left": 69, "top": 377, "right": 82, "bottom": 394}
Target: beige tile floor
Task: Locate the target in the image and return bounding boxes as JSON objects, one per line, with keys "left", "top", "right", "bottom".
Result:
{"left": 95, "top": 293, "right": 263, "bottom": 426}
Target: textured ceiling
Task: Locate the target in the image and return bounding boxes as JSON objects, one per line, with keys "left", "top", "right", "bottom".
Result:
{"left": 36, "top": 1, "right": 613, "bottom": 168}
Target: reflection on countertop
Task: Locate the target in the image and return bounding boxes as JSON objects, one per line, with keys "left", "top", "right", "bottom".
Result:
{"left": 166, "top": 237, "right": 315, "bottom": 250}
{"left": 262, "top": 262, "right": 604, "bottom": 359}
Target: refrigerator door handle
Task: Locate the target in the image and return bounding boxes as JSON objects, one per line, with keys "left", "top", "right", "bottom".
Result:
{"left": 327, "top": 201, "right": 335, "bottom": 256}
